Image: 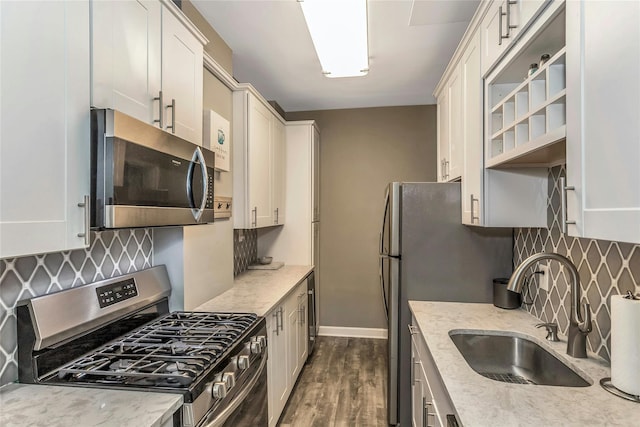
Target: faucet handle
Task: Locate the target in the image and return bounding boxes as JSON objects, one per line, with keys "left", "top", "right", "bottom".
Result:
{"left": 579, "top": 302, "right": 592, "bottom": 334}
{"left": 536, "top": 322, "right": 560, "bottom": 342}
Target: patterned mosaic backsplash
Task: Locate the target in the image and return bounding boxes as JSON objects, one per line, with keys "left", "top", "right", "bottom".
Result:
{"left": 233, "top": 229, "right": 257, "bottom": 276}
{"left": 0, "top": 229, "right": 153, "bottom": 386}
{"left": 515, "top": 165, "right": 640, "bottom": 362}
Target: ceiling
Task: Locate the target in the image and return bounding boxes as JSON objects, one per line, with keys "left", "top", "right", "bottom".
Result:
{"left": 192, "top": 0, "right": 480, "bottom": 112}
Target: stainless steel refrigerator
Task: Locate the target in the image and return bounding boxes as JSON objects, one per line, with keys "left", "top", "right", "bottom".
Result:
{"left": 379, "top": 182, "right": 513, "bottom": 426}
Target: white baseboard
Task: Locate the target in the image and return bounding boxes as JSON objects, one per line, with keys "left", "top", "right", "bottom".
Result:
{"left": 318, "top": 326, "right": 388, "bottom": 339}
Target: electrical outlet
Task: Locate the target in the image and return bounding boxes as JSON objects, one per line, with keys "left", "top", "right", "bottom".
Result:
{"left": 539, "top": 263, "right": 550, "bottom": 291}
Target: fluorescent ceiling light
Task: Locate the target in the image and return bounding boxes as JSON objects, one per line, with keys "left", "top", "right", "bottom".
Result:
{"left": 299, "top": 0, "right": 369, "bottom": 78}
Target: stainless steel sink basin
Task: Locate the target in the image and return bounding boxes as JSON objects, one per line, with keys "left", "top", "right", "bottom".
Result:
{"left": 449, "top": 331, "right": 591, "bottom": 387}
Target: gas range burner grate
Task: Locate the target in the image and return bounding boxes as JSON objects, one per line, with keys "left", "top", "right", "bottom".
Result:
{"left": 55, "top": 312, "right": 258, "bottom": 388}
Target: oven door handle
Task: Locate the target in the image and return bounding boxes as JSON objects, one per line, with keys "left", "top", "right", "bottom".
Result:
{"left": 200, "top": 354, "right": 267, "bottom": 427}
{"left": 186, "top": 147, "right": 209, "bottom": 222}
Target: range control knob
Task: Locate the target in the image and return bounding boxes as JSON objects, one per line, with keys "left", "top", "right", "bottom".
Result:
{"left": 250, "top": 338, "right": 262, "bottom": 354}
{"left": 238, "top": 355, "right": 251, "bottom": 370}
{"left": 212, "top": 381, "right": 227, "bottom": 399}
{"left": 222, "top": 372, "right": 236, "bottom": 389}
{"left": 257, "top": 335, "right": 267, "bottom": 348}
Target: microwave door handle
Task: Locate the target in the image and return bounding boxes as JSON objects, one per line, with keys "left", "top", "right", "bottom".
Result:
{"left": 188, "top": 147, "right": 208, "bottom": 222}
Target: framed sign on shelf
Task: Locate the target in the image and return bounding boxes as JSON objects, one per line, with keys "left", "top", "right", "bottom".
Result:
{"left": 204, "top": 110, "right": 231, "bottom": 171}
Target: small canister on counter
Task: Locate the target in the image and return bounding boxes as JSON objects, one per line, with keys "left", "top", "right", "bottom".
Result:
{"left": 493, "top": 278, "right": 521, "bottom": 309}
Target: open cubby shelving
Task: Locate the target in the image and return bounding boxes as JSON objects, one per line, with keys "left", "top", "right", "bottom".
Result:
{"left": 487, "top": 47, "right": 567, "bottom": 167}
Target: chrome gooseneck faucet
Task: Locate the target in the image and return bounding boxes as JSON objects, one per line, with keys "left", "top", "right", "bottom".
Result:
{"left": 508, "top": 252, "right": 592, "bottom": 358}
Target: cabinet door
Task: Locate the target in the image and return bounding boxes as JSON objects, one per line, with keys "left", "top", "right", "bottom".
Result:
{"left": 312, "top": 127, "right": 320, "bottom": 222}
{"left": 461, "top": 32, "right": 483, "bottom": 225}
{"left": 0, "top": 0, "right": 90, "bottom": 258}
{"left": 286, "top": 294, "right": 299, "bottom": 387}
{"left": 161, "top": 5, "right": 203, "bottom": 145}
{"left": 480, "top": 0, "right": 508, "bottom": 76}
{"left": 447, "top": 66, "right": 462, "bottom": 181}
{"left": 267, "top": 307, "right": 288, "bottom": 427}
{"left": 91, "top": 0, "right": 161, "bottom": 126}
{"left": 517, "top": 0, "right": 550, "bottom": 35}
{"left": 297, "top": 283, "right": 309, "bottom": 370}
{"left": 411, "top": 343, "right": 424, "bottom": 427}
{"left": 272, "top": 117, "right": 286, "bottom": 225}
{"left": 436, "top": 92, "right": 449, "bottom": 183}
{"left": 248, "top": 95, "right": 274, "bottom": 227}
{"left": 566, "top": 0, "right": 640, "bottom": 244}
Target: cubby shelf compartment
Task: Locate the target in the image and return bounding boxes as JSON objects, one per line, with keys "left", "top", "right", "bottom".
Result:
{"left": 487, "top": 47, "right": 566, "bottom": 165}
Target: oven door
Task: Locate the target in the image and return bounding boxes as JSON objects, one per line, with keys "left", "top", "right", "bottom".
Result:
{"left": 198, "top": 354, "right": 268, "bottom": 427}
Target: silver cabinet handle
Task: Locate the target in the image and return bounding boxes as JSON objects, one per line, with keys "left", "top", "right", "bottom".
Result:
{"left": 423, "top": 398, "right": 435, "bottom": 427}
{"left": 272, "top": 310, "right": 279, "bottom": 336}
{"left": 153, "top": 90, "right": 163, "bottom": 128}
{"left": 251, "top": 207, "right": 257, "bottom": 227}
{"left": 274, "top": 208, "right": 279, "bottom": 224}
{"left": 499, "top": 5, "right": 505, "bottom": 45}
{"left": 506, "top": 0, "right": 517, "bottom": 36}
{"left": 470, "top": 194, "right": 479, "bottom": 224}
{"left": 166, "top": 98, "right": 176, "bottom": 133}
{"left": 279, "top": 307, "right": 284, "bottom": 331}
{"left": 440, "top": 159, "right": 445, "bottom": 180}
{"left": 412, "top": 359, "right": 421, "bottom": 386}
{"left": 77, "top": 195, "right": 90, "bottom": 246}
{"left": 560, "top": 177, "right": 576, "bottom": 234}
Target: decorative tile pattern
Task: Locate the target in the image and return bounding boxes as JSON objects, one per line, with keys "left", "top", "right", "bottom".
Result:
{"left": 0, "top": 229, "right": 153, "bottom": 386}
{"left": 233, "top": 229, "right": 257, "bottom": 276}
{"left": 515, "top": 165, "right": 640, "bottom": 361}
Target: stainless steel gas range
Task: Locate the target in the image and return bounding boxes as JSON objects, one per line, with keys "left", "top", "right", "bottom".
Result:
{"left": 16, "top": 266, "right": 267, "bottom": 427}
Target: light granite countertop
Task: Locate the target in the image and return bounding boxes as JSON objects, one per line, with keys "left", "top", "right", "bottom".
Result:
{"left": 195, "top": 265, "right": 314, "bottom": 316}
{"left": 409, "top": 301, "right": 639, "bottom": 427}
{"left": 0, "top": 383, "right": 182, "bottom": 427}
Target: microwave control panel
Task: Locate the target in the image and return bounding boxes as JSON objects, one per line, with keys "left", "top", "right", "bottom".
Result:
{"left": 96, "top": 278, "right": 138, "bottom": 308}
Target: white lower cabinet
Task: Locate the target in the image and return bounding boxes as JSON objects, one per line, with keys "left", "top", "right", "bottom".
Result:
{"left": 267, "top": 303, "right": 288, "bottom": 427}
{"left": 0, "top": 0, "right": 90, "bottom": 258}
{"left": 410, "top": 316, "right": 460, "bottom": 427}
{"left": 267, "top": 277, "right": 310, "bottom": 427}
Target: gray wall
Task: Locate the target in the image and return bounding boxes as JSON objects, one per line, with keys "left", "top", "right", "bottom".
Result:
{"left": 287, "top": 106, "right": 437, "bottom": 329}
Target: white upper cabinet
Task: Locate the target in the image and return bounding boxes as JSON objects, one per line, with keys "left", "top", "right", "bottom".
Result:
{"left": 91, "top": 0, "right": 206, "bottom": 145}
{"left": 437, "top": 65, "right": 463, "bottom": 183}
{"left": 461, "top": 32, "right": 483, "bottom": 225}
{"left": 565, "top": 0, "right": 640, "bottom": 244}
{"left": 0, "top": 0, "right": 91, "bottom": 258}
{"left": 161, "top": 4, "right": 204, "bottom": 145}
{"left": 248, "top": 94, "right": 274, "bottom": 227}
{"left": 481, "top": 0, "right": 551, "bottom": 77}
{"left": 272, "top": 118, "right": 286, "bottom": 225}
{"left": 91, "top": 0, "right": 161, "bottom": 126}
{"left": 233, "top": 90, "right": 287, "bottom": 229}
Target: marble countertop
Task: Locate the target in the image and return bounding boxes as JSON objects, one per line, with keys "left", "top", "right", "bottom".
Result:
{"left": 0, "top": 383, "right": 182, "bottom": 427}
{"left": 408, "top": 301, "right": 638, "bottom": 427}
{"left": 195, "top": 265, "right": 314, "bottom": 316}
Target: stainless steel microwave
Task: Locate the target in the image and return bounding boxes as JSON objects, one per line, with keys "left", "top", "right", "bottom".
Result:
{"left": 91, "top": 109, "right": 215, "bottom": 229}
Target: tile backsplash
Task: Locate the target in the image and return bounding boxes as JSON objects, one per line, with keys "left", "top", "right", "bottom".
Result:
{"left": 514, "top": 165, "right": 640, "bottom": 361}
{"left": 233, "top": 229, "right": 257, "bottom": 276}
{"left": 0, "top": 229, "right": 153, "bottom": 386}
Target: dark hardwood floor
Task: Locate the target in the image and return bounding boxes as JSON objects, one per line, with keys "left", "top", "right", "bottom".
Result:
{"left": 279, "top": 336, "right": 388, "bottom": 427}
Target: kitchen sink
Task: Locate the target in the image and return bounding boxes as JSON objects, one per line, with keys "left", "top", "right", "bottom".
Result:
{"left": 449, "top": 331, "right": 591, "bottom": 387}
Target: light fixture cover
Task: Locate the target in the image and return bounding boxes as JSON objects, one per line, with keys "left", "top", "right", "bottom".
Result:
{"left": 300, "top": 0, "right": 369, "bottom": 78}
